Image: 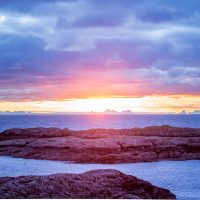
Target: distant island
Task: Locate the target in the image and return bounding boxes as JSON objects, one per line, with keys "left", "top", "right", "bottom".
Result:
{"left": 103, "top": 109, "right": 133, "bottom": 114}
{"left": 190, "top": 110, "right": 200, "bottom": 114}
{"left": 0, "top": 111, "right": 33, "bottom": 115}
{"left": 179, "top": 110, "right": 187, "bottom": 114}
{"left": 179, "top": 110, "right": 200, "bottom": 114}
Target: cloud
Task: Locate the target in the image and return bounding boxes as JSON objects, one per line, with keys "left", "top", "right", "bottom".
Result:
{"left": 73, "top": 12, "right": 127, "bottom": 28}
{"left": 0, "top": 0, "right": 73, "bottom": 12}
{"left": 135, "top": 6, "right": 187, "bottom": 23}
{"left": 0, "top": 0, "right": 200, "bottom": 101}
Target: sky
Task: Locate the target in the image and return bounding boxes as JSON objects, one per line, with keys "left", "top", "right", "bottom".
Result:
{"left": 0, "top": 0, "right": 200, "bottom": 113}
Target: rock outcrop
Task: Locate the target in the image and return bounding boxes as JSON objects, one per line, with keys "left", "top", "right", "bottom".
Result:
{"left": 0, "top": 125, "right": 199, "bottom": 163}
{"left": 0, "top": 169, "right": 175, "bottom": 199}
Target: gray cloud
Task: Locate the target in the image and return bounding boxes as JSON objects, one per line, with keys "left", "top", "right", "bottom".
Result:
{"left": 0, "top": 0, "right": 200, "bottom": 100}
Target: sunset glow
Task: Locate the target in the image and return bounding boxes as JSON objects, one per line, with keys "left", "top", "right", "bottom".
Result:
{"left": 0, "top": 95, "right": 199, "bottom": 114}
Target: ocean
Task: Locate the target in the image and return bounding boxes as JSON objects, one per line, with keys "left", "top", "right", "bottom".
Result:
{"left": 0, "top": 114, "right": 200, "bottom": 132}
{"left": 0, "top": 114, "right": 199, "bottom": 199}
{"left": 0, "top": 156, "right": 199, "bottom": 200}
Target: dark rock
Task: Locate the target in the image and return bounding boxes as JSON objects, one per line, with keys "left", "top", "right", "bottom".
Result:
{"left": 0, "top": 126, "right": 199, "bottom": 163}
{"left": 0, "top": 169, "right": 176, "bottom": 199}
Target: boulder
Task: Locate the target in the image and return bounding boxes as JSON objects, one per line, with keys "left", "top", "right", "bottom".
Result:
{"left": 0, "top": 169, "right": 176, "bottom": 199}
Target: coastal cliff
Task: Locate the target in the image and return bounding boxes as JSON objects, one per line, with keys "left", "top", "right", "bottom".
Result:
{"left": 0, "top": 169, "right": 175, "bottom": 199}
{"left": 0, "top": 125, "right": 199, "bottom": 163}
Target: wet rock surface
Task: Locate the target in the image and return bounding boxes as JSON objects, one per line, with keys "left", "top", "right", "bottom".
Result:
{"left": 0, "top": 125, "right": 199, "bottom": 163}
{"left": 0, "top": 169, "right": 175, "bottom": 199}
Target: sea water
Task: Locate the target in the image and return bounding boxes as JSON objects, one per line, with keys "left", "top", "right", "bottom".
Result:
{"left": 0, "top": 156, "right": 199, "bottom": 200}
{"left": 0, "top": 114, "right": 199, "bottom": 199}
{"left": 0, "top": 114, "right": 199, "bottom": 132}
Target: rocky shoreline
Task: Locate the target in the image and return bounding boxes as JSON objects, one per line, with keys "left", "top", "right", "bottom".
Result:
{"left": 0, "top": 169, "right": 175, "bottom": 199}
{"left": 0, "top": 125, "right": 199, "bottom": 163}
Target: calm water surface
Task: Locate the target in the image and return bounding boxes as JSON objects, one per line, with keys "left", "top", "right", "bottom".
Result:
{"left": 0, "top": 114, "right": 200, "bottom": 131}
{"left": 0, "top": 156, "right": 199, "bottom": 200}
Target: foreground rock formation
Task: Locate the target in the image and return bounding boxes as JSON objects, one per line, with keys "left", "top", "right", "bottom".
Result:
{"left": 0, "top": 169, "right": 175, "bottom": 199}
{"left": 0, "top": 125, "right": 199, "bottom": 163}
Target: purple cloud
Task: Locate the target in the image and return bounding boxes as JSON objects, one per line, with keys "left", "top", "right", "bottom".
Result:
{"left": 0, "top": 0, "right": 200, "bottom": 101}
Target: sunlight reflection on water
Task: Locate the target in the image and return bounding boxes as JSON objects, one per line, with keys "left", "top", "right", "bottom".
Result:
{"left": 0, "top": 114, "right": 200, "bottom": 132}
